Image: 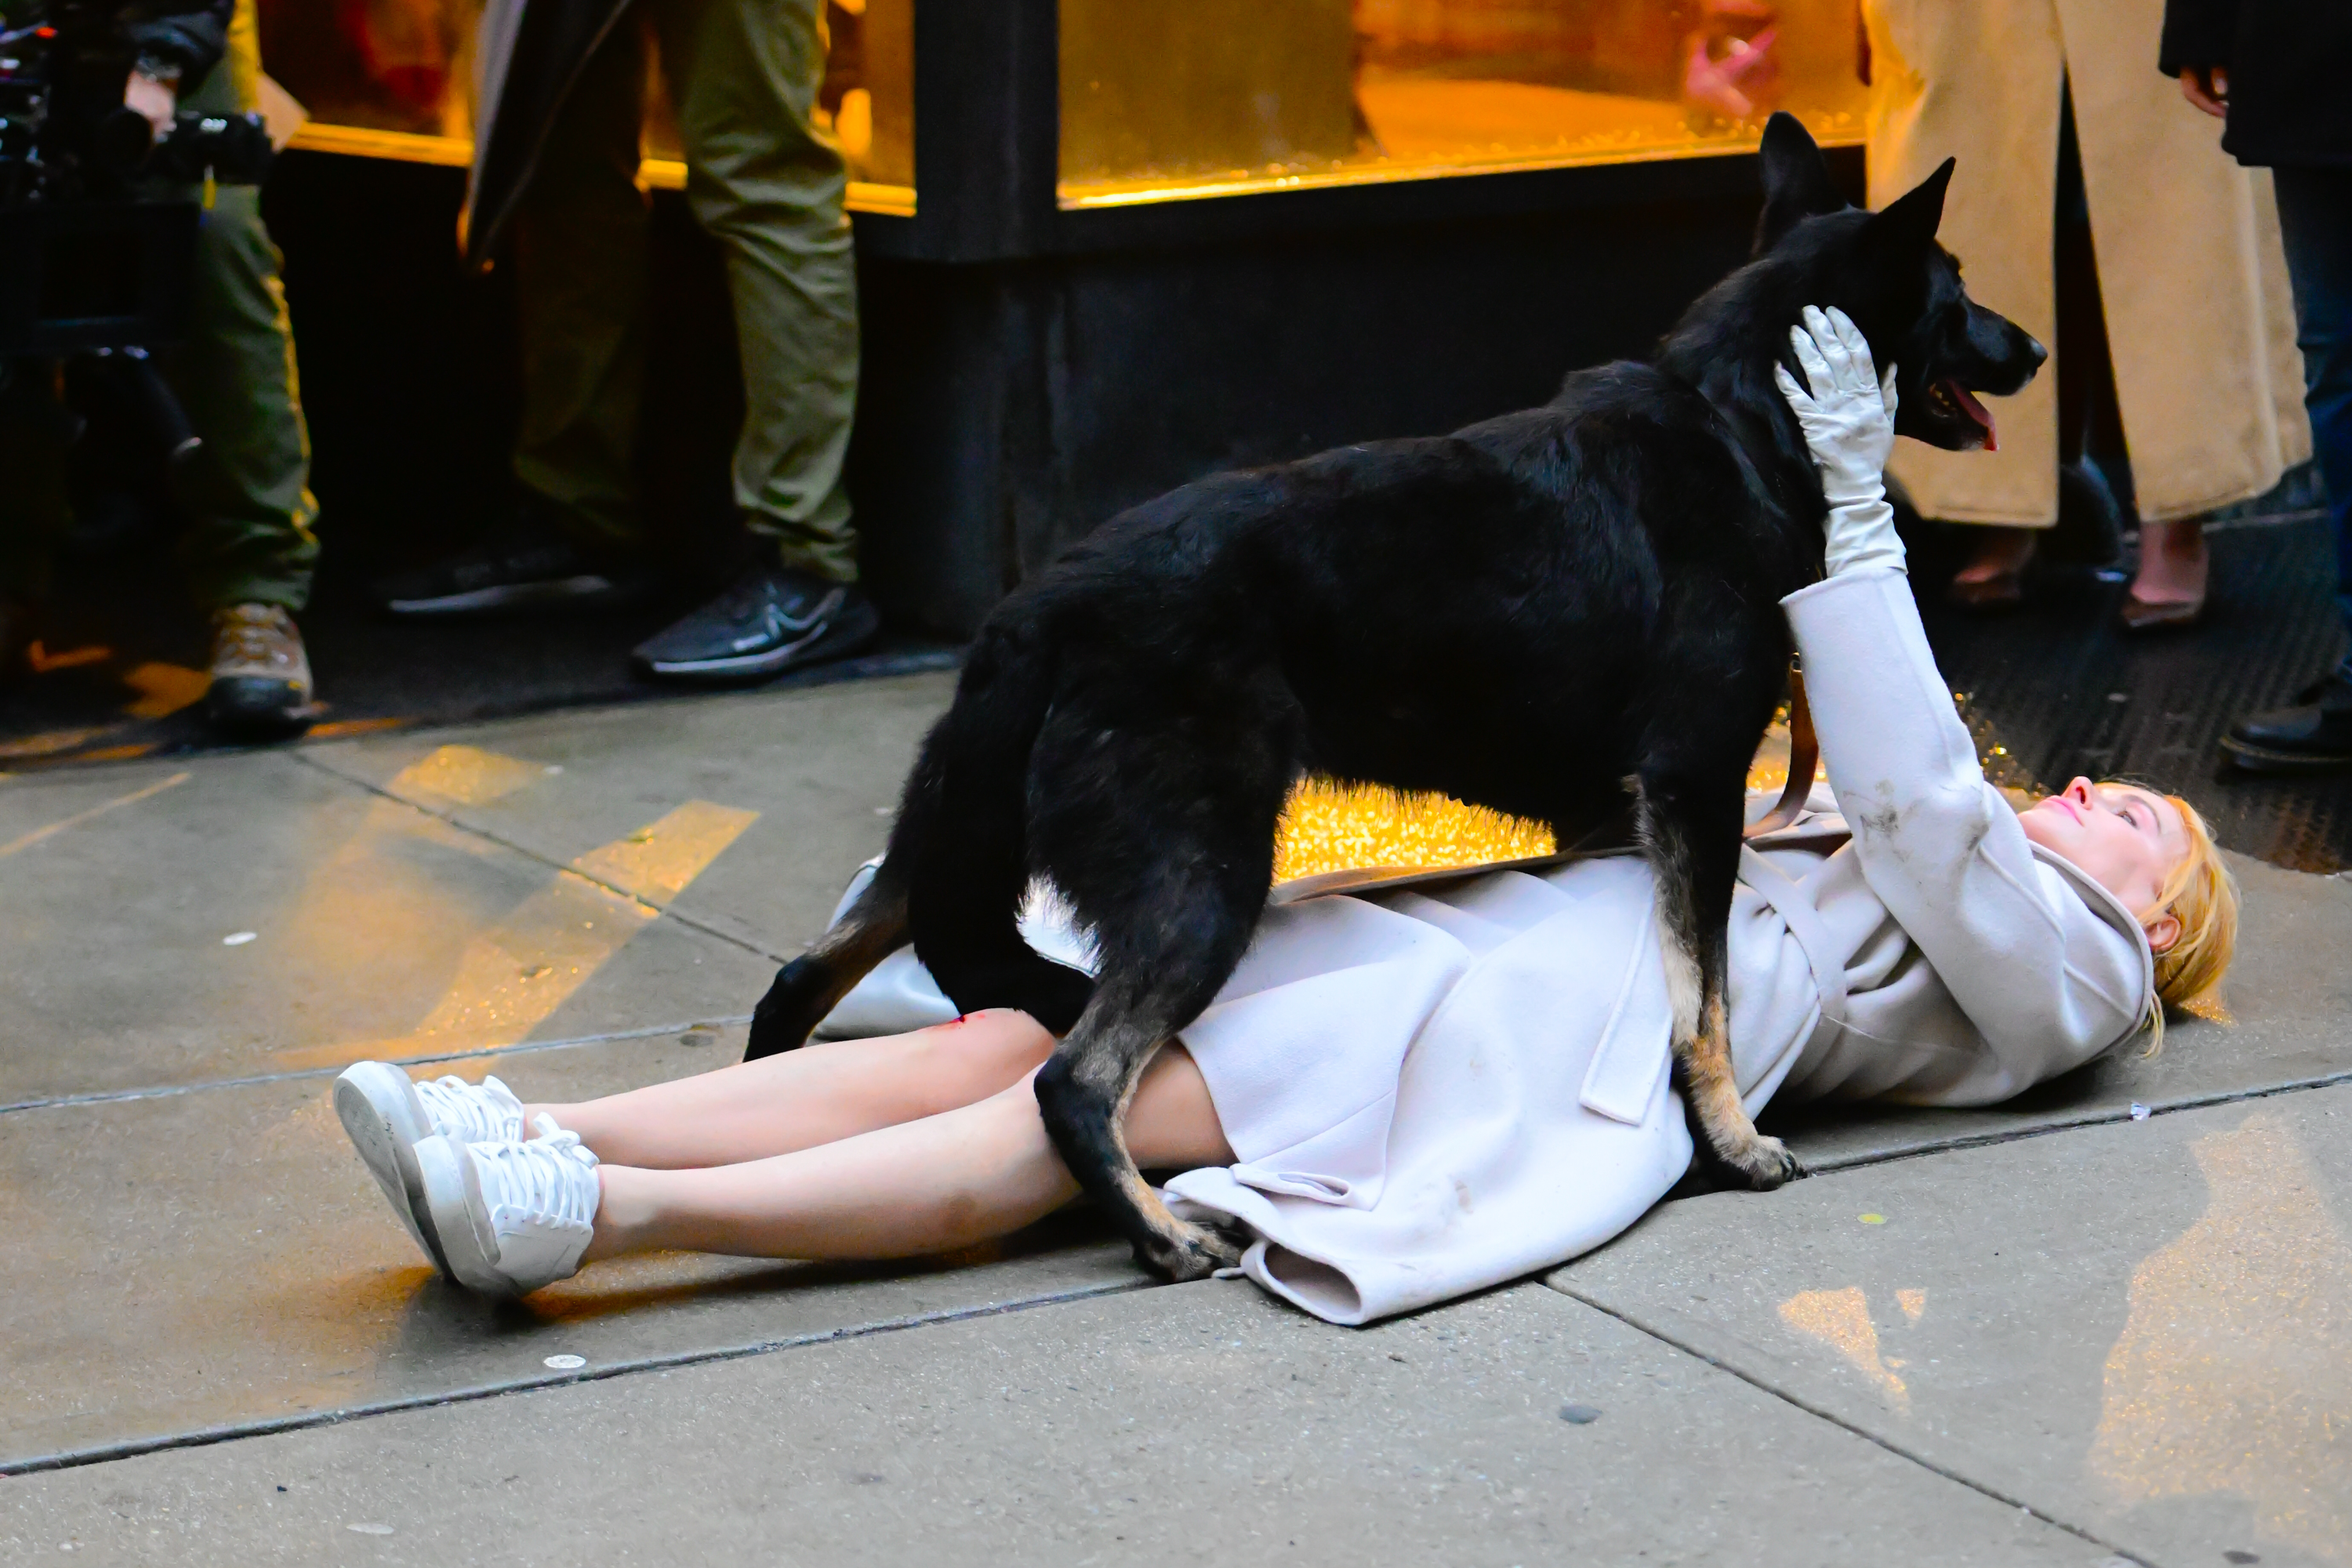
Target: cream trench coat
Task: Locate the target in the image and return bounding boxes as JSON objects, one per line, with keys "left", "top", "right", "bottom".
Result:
{"left": 816, "top": 570, "right": 2154, "bottom": 1325}
{"left": 1863, "top": 0, "right": 2310, "bottom": 525}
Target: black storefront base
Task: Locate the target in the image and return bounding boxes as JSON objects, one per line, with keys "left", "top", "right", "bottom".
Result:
{"left": 848, "top": 147, "right": 1862, "bottom": 637}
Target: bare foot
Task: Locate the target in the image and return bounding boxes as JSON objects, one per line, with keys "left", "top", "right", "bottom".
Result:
{"left": 2129, "top": 518, "right": 2209, "bottom": 607}
{"left": 1947, "top": 525, "right": 2038, "bottom": 608}
{"left": 1951, "top": 525, "right": 2038, "bottom": 584}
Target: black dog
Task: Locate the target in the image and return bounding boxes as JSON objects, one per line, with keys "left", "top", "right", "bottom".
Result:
{"left": 745, "top": 114, "right": 2045, "bottom": 1280}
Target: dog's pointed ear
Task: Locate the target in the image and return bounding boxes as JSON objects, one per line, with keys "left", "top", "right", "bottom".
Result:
{"left": 1753, "top": 112, "right": 1845, "bottom": 255}
{"left": 1860, "top": 157, "right": 1955, "bottom": 258}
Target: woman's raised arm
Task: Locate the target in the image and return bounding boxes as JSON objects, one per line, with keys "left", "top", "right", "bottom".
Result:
{"left": 1776, "top": 310, "right": 2148, "bottom": 1095}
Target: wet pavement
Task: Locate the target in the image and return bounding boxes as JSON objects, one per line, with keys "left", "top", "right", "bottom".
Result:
{"left": 5, "top": 659, "right": 2350, "bottom": 1563}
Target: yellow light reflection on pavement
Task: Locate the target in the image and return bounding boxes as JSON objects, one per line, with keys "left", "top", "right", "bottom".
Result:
{"left": 119, "top": 662, "right": 210, "bottom": 720}
{"left": 274, "top": 749, "right": 760, "bottom": 1069}
{"left": 572, "top": 801, "right": 760, "bottom": 905}
{"left": 2089, "top": 1111, "right": 2351, "bottom": 1563}
{"left": 1777, "top": 1285, "right": 1912, "bottom": 1411}
{"left": 390, "top": 743, "right": 550, "bottom": 807}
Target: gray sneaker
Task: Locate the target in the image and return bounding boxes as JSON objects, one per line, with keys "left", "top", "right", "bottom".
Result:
{"left": 632, "top": 564, "right": 880, "bottom": 682}
{"left": 373, "top": 514, "right": 645, "bottom": 617}
{"left": 206, "top": 604, "right": 314, "bottom": 736}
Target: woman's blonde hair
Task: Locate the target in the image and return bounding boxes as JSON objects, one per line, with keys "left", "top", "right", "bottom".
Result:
{"left": 2136, "top": 790, "right": 2239, "bottom": 1051}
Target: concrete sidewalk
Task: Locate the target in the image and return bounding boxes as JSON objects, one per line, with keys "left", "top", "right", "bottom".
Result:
{"left": 2, "top": 671, "right": 2347, "bottom": 1566}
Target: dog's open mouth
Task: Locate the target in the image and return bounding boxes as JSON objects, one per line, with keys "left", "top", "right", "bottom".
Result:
{"left": 1927, "top": 377, "right": 1998, "bottom": 451}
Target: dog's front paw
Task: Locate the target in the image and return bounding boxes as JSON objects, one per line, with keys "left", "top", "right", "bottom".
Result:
{"left": 1134, "top": 1219, "right": 1247, "bottom": 1283}
{"left": 1719, "top": 1132, "right": 1802, "bottom": 1191}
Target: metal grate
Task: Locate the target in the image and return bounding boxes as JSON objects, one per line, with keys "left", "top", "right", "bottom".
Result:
{"left": 1918, "top": 509, "right": 2350, "bottom": 874}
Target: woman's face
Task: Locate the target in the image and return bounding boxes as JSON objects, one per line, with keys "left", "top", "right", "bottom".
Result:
{"left": 2017, "top": 778, "right": 2188, "bottom": 948}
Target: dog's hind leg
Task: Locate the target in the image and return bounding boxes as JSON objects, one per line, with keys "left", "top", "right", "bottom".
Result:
{"left": 1637, "top": 771, "right": 1801, "bottom": 1190}
{"left": 745, "top": 859, "right": 912, "bottom": 1061}
{"left": 1025, "top": 697, "right": 1293, "bottom": 1279}
{"left": 1035, "top": 964, "right": 1251, "bottom": 1283}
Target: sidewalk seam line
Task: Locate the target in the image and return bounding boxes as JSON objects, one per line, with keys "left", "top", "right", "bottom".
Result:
{"left": 289, "top": 750, "right": 795, "bottom": 966}
{"left": 1544, "top": 1283, "right": 2155, "bottom": 1566}
{"left": 0, "top": 1017, "right": 753, "bottom": 1116}
{"left": 1792, "top": 1066, "right": 2352, "bottom": 1174}
{"left": 0, "top": 1276, "right": 1161, "bottom": 1477}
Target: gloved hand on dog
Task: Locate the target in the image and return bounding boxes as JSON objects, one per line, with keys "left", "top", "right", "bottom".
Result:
{"left": 1775, "top": 304, "right": 1904, "bottom": 579}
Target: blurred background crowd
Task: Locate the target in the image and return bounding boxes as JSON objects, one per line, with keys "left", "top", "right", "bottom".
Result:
{"left": 0, "top": 0, "right": 2343, "bottom": 788}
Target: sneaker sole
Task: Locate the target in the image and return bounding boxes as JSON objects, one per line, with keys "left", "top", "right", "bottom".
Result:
{"left": 638, "top": 595, "right": 882, "bottom": 681}
{"left": 383, "top": 575, "right": 641, "bottom": 617}
{"left": 333, "top": 1063, "right": 450, "bottom": 1274}
{"left": 2220, "top": 735, "right": 2352, "bottom": 773}
{"left": 415, "top": 1134, "right": 517, "bottom": 1296}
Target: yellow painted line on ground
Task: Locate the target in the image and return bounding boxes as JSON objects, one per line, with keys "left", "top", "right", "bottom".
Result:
{"left": 0, "top": 771, "right": 191, "bottom": 858}
{"left": 280, "top": 797, "right": 759, "bottom": 1069}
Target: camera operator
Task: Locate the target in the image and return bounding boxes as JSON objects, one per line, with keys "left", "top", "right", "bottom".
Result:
{"left": 0, "top": 0, "right": 319, "bottom": 737}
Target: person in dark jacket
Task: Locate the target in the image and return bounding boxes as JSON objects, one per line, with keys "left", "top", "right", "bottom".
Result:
{"left": 2162, "top": 0, "right": 2352, "bottom": 770}
{"left": 0, "top": 0, "right": 320, "bottom": 735}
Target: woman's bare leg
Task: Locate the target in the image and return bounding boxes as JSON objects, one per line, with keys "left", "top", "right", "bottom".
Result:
{"left": 583, "top": 1043, "right": 1232, "bottom": 1265}
{"left": 524, "top": 1010, "right": 1056, "bottom": 1170}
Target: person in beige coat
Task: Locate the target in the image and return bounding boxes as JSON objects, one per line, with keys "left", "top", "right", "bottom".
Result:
{"left": 328, "top": 314, "right": 2241, "bottom": 1320}
{"left": 1862, "top": 0, "right": 2310, "bottom": 621}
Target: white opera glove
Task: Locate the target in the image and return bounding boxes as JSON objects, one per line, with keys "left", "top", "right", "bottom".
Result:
{"left": 1773, "top": 304, "right": 1904, "bottom": 579}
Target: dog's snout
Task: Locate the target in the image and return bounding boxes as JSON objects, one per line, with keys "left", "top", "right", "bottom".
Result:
{"left": 2024, "top": 336, "right": 2049, "bottom": 369}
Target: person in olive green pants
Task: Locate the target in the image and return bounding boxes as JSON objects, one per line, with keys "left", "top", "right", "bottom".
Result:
{"left": 0, "top": 0, "right": 320, "bottom": 735}
{"left": 379, "top": 0, "right": 875, "bottom": 683}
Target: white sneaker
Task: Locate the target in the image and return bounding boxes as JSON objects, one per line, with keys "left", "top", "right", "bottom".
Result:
{"left": 417, "top": 1117, "right": 602, "bottom": 1296}
{"left": 333, "top": 1063, "right": 528, "bottom": 1272}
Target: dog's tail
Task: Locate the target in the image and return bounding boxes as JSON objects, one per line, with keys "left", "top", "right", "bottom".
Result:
{"left": 742, "top": 624, "right": 1092, "bottom": 1061}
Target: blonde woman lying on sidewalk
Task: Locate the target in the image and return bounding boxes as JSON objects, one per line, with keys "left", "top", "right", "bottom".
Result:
{"left": 332, "top": 310, "right": 2238, "bottom": 1326}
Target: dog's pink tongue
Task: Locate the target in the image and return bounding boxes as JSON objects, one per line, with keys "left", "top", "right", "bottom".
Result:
{"left": 1944, "top": 379, "right": 1998, "bottom": 452}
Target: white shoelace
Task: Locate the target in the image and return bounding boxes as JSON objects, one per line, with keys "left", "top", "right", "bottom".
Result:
{"left": 413, "top": 1074, "right": 525, "bottom": 1142}
{"left": 476, "top": 1118, "right": 600, "bottom": 1228}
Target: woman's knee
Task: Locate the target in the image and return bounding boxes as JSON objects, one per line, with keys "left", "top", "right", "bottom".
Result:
{"left": 907, "top": 1009, "right": 1056, "bottom": 1098}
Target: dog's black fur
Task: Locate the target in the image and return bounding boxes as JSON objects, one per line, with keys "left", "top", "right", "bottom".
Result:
{"left": 744, "top": 116, "right": 2046, "bottom": 1279}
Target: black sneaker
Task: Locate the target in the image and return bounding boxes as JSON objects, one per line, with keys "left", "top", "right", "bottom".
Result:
{"left": 373, "top": 514, "right": 644, "bottom": 616}
{"left": 631, "top": 565, "right": 880, "bottom": 682}
{"left": 2221, "top": 673, "right": 2352, "bottom": 773}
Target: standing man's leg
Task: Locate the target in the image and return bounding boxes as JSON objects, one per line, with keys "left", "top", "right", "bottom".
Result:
{"left": 628, "top": 0, "right": 877, "bottom": 681}
{"left": 372, "top": 17, "right": 657, "bottom": 615}
{"left": 171, "top": 0, "right": 321, "bottom": 735}
{"left": 0, "top": 362, "right": 75, "bottom": 673}
{"left": 2224, "top": 167, "right": 2352, "bottom": 771}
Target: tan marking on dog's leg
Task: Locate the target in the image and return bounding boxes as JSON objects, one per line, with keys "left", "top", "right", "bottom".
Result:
{"left": 1107, "top": 1044, "right": 1243, "bottom": 1280}
{"left": 1678, "top": 989, "right": 1798, "bottom": 1189}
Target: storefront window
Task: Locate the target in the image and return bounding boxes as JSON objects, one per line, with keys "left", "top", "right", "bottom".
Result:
{"left": 1059, "top": 0, "right": 1864, "bottom": 207}
{"left": 253, "top": 0, "right": 912, "bottom": 208}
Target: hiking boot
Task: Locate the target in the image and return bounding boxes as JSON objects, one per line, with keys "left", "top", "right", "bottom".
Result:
{"left": 333, "top": 1063, "right": 531, "bottom": 1273}
{"left": 373, "top": 512, "right": 644, "bottom": 616}
{"left": 206, "top": 604, "right": 314, "bottom": 737}
{"left": 2222, "top": 672, "right": 2352, "bottom": 773}
{"left": 631, "top": 563, "right": 880, "bottom": 683}
{"left": 416, "top": 1120, "right": 602, "bottom": 1295}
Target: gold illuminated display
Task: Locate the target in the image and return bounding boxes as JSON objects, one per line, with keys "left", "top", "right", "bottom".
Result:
{"left": 1060, "top": 0, "right": 1865, "bottom": 206}
{"left": 1272, "top": 779, "right": 1557, "bottom": 883}
{"left": 256, "top": 0, "right": 912, "bottom": 208}
{"left": 1276, "top": 717, "right": 1820, "bottom": 883}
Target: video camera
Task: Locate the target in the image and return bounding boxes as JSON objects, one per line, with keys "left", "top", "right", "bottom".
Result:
{"left": 0, "top": 0, "right": 273, "bottom": 358}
